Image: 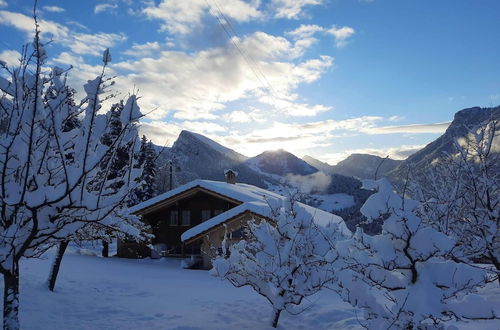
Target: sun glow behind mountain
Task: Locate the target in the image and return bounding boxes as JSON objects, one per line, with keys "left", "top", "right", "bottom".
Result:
{"left": 0, "top": 1, "right": 498, "bottom": 164}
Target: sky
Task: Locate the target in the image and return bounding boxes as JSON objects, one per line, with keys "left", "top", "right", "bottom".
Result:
{"left": 0, "top": 0, "right": 499, "bottom": 164}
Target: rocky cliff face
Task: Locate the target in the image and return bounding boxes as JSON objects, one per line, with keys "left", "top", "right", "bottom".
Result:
{"left": 388, "top": 106, "right": 500, "bottom": 184}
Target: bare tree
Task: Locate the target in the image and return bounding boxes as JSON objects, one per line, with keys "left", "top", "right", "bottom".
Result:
{"left": 0, "top": 16, "right": 144, "bottom": 329}
{"left": 412, "top": 118, "right": 499, "bottom": 280}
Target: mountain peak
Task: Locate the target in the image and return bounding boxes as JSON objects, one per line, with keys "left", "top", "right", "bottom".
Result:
{"left": 388, "top": 105, "right": 500, "bottom": 184}
{"left": 332, "top": 154, "right": 401, "bottom": 179}
{"left": 174, "top": 130, "right": 246, "bottom": 162}
{"left": 446, "top": 106, "right": 500, "bottom": 134}
{"left": 247, "top": 149, "right": 318, "bottom": 176}
{"left": 302, "top": 155, "right": 334, "bottom": 174}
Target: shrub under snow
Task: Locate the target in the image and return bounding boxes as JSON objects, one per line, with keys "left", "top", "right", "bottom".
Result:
{"left": 335, "top": 178, "right": 498, "bottom": 328}
{"left": 211, "top": 196, "right": 349, "bottom": 328}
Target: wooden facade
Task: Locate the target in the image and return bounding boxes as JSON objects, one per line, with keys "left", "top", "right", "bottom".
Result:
{"left": 123, "top": 181, "right": 274, "bottom": 269}
{"left": 121, "top": 186, "right": 244, "bottom": 263}
{"left": 143, "top": 190, "right": 239, "bottom": 256}
{"left": 194, "top": 212, "right": 268, "bottom": 269}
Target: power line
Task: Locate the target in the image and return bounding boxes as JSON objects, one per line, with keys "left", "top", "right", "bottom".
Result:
{"left": 208, "top": 0, "right": 284, "bottom": 110}
{"left": 213, "top": 0, "right": 277, "bottom": 94}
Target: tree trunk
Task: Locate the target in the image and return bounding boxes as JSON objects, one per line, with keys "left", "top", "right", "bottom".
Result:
{"left": 102, "top": 240, "right": 109, "bottom": 258}
{"left": 487, "top": 252, "right": 500, "bottom": 285}
{"left": 271, "top": 308, "right": 282, "bottom": 328}
{"left": 3, "top": 264, "right": 20, "bottom": 330}
{"left": 493, "top": 258, "right": 500, "bottom": 285}
{"left": 48, "top": 240, "right": 69, "bottom": 292}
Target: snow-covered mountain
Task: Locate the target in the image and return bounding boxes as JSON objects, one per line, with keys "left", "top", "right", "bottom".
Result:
{"left": 176, "top": 131, "right": 247, "bottom": 163}
{"left": 152, "top": 132, "right": 375, "bottom": 232}
{"left": 302, "top": 154, "right": 401, "bottom": 179}
{"left": 156, "top": 130, "right": 271, "bottom": 189}
{"left": 332, "top": 154, "right": 401, "bottom": 179}
{"left": 302, "top": 155, "right": 335, "bottom": 174}
{"left": 246, "top": 149, "right": 318, "bottom": 176}
{"left": 388, "top": 106, "right": 500, "bottom": 184}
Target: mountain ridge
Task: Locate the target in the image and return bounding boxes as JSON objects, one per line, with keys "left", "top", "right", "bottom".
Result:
{"left": 246, "top": 149, "right": 318, "bottom": 177}
{"left": 388, "top": 105, "right": 500, "bottom": 183}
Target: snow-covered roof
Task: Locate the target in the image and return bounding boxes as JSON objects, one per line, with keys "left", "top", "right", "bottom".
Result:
{"left": 129, "top": 179, "right": 348, "bottom": 242}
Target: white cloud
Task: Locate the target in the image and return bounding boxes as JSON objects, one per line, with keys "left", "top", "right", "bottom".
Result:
{"left": 70, "top": 32, "right": 126, "bottom": 56}
{"left": 286, "top": 171, "right": 331, "bottom": 193}
{"left": 287, "top": 24, "right": 355, "bottom": 48}
{"left": 237, "top": 31, "right": 308, "bottom": 60}
{"left": 216, "top": 116, "right": 448, "bottom": 158}
{"left": 181, "top": 121, "right": 226, "bottom": 133}
{"left": 0, "top": 0, "right": 6, "bottom": 8}
{"left": 214, "top": 117, "right": 380, "bottom": 156}
{"left": 0, "top": 49, "right": 21, "bottom": 67}
{"left": 223, "top": 109, "right": 265, "bottom": 123}
{"left": 138, "top": 120, "right": 227, "bottom": 147}
{"left": 320, "top": 145, "right": 425, "bottom": 165}
{"left": 0, "top": 10, "right": 126, "bottom": 56}
{"left": 258, "top": 95, "right": 331, "bottom": 116}
{"left": 388, "top": 115, "right": 404, "bottom": 122}
{"left": 364, "top": 122, "right": 450, "bottom": 134}
{"left": 43, "top": 6, "right": 65, "bottom": 13}
{"left": 143, "top": 0, "right": 261, "bottom": 35}
{"left": 123, "top": 41, "right": 161, "bottom": 57}
{"left": 327, "top": 26, "right": 355, "bottom": 48}
{"left": 271, "top": 0, "right": 323, "bottom": 19}
{"left": 286, "top": 24, "right": 324, "bottom": 39}
{"left": 113, "top": 31, "right": 332, "bottom": 120}
{"left": 138, "top": 121, "right": 182, "bottom": 146}
{"left": 50, "top": 52, "right": 116, "bottom": 102}
{"left": 94, "top": 3, "right": 118, "bottom": 14}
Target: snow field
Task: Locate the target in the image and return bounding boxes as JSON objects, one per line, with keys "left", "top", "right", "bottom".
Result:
{"left": 3, "top": 252, "right": 361, "bottom": 330}
{"left": 1, "top": 250, "right": 498, "bottom": 329}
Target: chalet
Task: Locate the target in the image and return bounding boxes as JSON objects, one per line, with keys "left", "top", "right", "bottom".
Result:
{"left": 122, "top": 170, "right": 346, "bottom": 269}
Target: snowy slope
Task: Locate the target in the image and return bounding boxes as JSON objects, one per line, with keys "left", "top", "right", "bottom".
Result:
{"left": 6, "top": 252, "right": 362, "bottom": 329}
{"left": 302, "top": 155, "right": 335, "bottom": 174}
{"left": 5, "top": 253, "right": 499, "bottom": 329}
{"left": 246, "top": 149, "right": 318, "bottom": 176}
{"left": 151, "top": 131, "right": 374, "bottom": 228}
{"left": 177, "top": 130, "right": 247, "bottom": 163}
{"left": 388, "top": 106, "right": 500, "bottom": 184}
{"left": 302, "top": 154, "right": 401, "bottom": 179}
{"left": 157, "top": 130, "right": 275, "bottom": 189}
{"left": 331, "top": 154, "right": 401, "bottom": 179}
{"left": 315, "top": 193, "right": 355, "bottom": 212}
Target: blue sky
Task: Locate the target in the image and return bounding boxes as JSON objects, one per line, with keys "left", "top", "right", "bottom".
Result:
{"left": 1, "top": 0, "right": 499, "bottom": 164}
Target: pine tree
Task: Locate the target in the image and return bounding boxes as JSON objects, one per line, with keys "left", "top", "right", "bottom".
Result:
{"left": 130, "top": 135, "right": 158, "bottom": 205}
{"left": 101, "top": 101, "right": 123, "bottom": 147}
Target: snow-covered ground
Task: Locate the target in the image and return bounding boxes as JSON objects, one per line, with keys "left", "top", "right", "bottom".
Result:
{"left": 315, "top": 193, "right": 355, "bottom": 211}
{"left": 2, "top": 251, "right": 360, "bottom": 329}
{"left": 1, "top": 250, "right": 499, "bottom": 329}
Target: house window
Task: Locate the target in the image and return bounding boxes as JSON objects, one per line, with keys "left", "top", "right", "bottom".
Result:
{"left": 181, "top": 210, "right": 191, "bottom": 226}
{"left": 214, "top": 209, "right": 223, "bottom": 216}
{"left": 201, "top": 210, "right": 211, "bottom": 221}
{"left": 230, "top": 228, "right": 246, "bottom": 239}
{"left": 169, "top": 211, "right": 178, "bottom": 226}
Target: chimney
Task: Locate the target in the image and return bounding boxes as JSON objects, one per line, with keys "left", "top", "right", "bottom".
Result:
{"left": 224, "top": 169, "right": 237, "bottom": 184}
